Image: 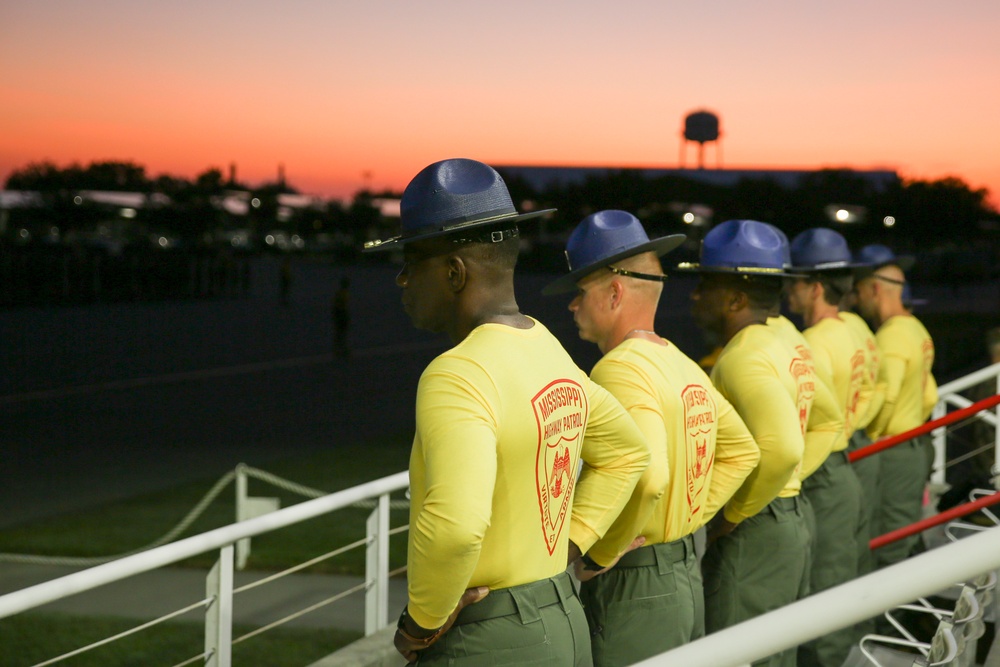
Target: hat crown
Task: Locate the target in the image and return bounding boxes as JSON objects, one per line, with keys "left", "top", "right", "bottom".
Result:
{"left": 701, "top": 219, "right": 787, "bottom": 270}
{"left": 791, "top": 227, "right": 852, "bottom": 268}
{"left": 400, "top": 158, "right": 517, "bottom": 235}
{"left": 856, "top": 243, "right": 897, "bottom": 266}
{"left": 565, "top": 210, "right": 653, "bottom": 271}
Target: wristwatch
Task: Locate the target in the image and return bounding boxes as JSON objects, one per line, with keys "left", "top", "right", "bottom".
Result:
{"left": 396, "top": 607, "right": 445, "bottom": 649}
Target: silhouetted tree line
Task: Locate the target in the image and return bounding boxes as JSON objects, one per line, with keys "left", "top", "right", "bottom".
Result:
{"left": 3, "top": 160, "right": 998, "bottom": 308}
{"left": 499, "top": 168, "right": 1000, "bottom": 280}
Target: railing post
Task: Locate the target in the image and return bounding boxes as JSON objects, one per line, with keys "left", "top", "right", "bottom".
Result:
{"left": 931, "top": 400, "right": 947, "bottom": 487}
{"left": 365, "top": 492, "right": 391, "bottom": 636}
{"left": 994, "top": 375, "right": 1000, "bottom": 491}
{"left": 235, "top": 463, "right": 280, "bottom": 570}
{"left": 205, "top": 544, "right": 234, "bottom": 667}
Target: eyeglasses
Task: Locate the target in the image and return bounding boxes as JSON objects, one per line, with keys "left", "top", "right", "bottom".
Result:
{"left": 872, "top": 274, "right": 905, "bottom": 286}
{"left": 606, "top": 265, "right": 669, "bottom": 283}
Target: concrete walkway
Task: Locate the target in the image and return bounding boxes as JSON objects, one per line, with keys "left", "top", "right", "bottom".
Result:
{"left": 0, "top": 562, "right": 408, "bottom": 633}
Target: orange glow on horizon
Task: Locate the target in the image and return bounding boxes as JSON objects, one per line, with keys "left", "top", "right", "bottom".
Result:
{"left": 2, "top": 1, "right": 998, "bottom": 208}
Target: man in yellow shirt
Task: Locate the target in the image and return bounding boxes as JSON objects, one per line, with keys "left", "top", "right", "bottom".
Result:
{"left": 785, "top": 227, "right": 868, "bottom": 667}
{"left": 543, "top": 210, "right": 760, "bottom": 666}
{"left": 839, "top": 279, "right": 883, "bottom": 581}
{"left": 680, "top": 219, "right": 812, "bottom": 667}
{"left": 854, "top": 245, "right": 937, "bottom": 568}
{"left": 365, "top": 159, "right": 650, "bottom": 666}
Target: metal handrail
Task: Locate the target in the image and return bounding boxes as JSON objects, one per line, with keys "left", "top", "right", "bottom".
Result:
{"left": 634, "top": 525, "right": 1000, "bottom": 667}
{"left": 931, "top": 361, "right": 1000, "bottom": 487}
{"left": 0, "top": 470, "right": 409, "bottom": 619}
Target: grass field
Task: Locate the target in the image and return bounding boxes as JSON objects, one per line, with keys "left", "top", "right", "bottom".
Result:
{"left": 0, "top": 613, "right": 361, "bottom": 667}
{"left": 0, "top": 433, "right": 414, "bottom": 574}
{"left": 0, "top": 434, "right": 413, "bottom": 666}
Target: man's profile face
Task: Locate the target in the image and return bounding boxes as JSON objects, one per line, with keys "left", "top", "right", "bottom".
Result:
{"left": 568, "top": 272, "right": 613, "bottom": 346}
{"left": 690, "top": 275, "right": 729, "bottom": 336}
{"left": 785, "top": 278, "right": 813, "bottom": 315}
{"left": 853, "top": 276, "right": 877, "bottom": 320}
{"left": 395, "top": 240, "right": 453, "bottom": 333}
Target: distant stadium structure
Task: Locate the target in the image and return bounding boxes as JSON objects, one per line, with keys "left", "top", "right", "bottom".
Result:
{"left": 681, "top": 109, "right": 721, "bottom": 169}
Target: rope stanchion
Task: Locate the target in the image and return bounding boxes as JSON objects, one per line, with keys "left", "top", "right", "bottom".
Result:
{"left": 0, "top": 464, "right": 408, "bottom": 567}
{"left": 848, "top": 393, "right": 1000, "bottom": 463}
{"left": 870, "top": 490, "right": 1000, "bottom": 550}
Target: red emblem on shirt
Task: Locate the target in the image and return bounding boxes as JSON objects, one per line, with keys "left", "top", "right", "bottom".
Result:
{"left": 789, "top": 355, "right": 815, "bottom": 436}
{"left": 532, "top": 379, "right": 588, "bottom": 555}
{"left": 681, "top": 384, "right": 716, "bottom": 519}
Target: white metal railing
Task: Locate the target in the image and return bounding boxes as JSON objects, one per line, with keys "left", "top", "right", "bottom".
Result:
{"left": 931, "top": 361, "right": 1000, "bottom": 487}
{"left": 634, "top": 525, "right": 1000, "bottom": 667}
{"left": 0, "top": 470, "right": 410, "bottom": 667}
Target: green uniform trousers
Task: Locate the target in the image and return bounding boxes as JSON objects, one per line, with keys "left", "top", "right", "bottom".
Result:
{"left": 703, "top": 496, "right": 811, "bottom": 667}
{"left": 798, "top": 452, "right": 863, "bottom": 667}
{"left": 579, "top": 535, "right": 702, "bottom": 667}
{"left": 874, "top": 436, "right": 929, "bottom": 569}
{"left": 415, "top": 571, "right": 592, "bottom": 666}
{"left": 847, "top": 430, "right": 878, "bottom": 578}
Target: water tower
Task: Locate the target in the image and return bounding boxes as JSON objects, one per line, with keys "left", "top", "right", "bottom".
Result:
{"left": 680, "top": 109, "right": 722, "bottom": 169}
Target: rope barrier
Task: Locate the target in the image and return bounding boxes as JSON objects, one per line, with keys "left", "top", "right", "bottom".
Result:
{"left": 870, "top": 490, "right": 1000, "bottom": 550}
{"left": 848, "top": 393, "right": 1000, "bottom": 463}
{"left": 1, "top": 465, "right": 408, "bottom": 567}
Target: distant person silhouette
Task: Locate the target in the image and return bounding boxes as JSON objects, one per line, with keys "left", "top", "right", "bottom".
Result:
{"left": 332, "top": 276, "right": 351, "bottom": 356}
{"left": 279, "top": 256, "right": 292, "bottom": 305}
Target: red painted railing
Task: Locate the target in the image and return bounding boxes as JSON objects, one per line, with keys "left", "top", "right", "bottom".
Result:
{"left": 846, "top": 392, "right": 1000, "bottom": 549}
{"left": 870, "top": 490, "right": 1000, "bottom": 550}
{"left": 848, "top": 393, "right": 1000, "bottom": 463}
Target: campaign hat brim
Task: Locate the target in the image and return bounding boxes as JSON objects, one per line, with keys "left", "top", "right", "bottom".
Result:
{"left": 790, "top": 260, "right": 869, "bottom": 273}
{"left": 673, "top": 262, "right": 808, "bottom": 278}
{"left": 542, "top": 234, "right": 686, "bottom": 295}
{"left": 853, "top": 254, "right": 916, "bottom": 278}
{"left": 363, "top": 208, "right": 555, "bottom": 252}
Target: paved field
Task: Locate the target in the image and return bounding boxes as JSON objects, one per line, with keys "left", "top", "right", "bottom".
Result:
{"left": 2, "top": 254, "right": 994, "bottom": 530}
{"left": 0, "top": 256, "right": 704, "bottom": 529}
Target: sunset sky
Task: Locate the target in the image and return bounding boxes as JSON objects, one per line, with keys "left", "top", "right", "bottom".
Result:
{"left": 2, "top": 0, "right": 999, "bottom": 207}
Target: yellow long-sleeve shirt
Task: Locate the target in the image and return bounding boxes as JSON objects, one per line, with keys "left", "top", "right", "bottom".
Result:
{"left": 407, "top": 319, "right": 649, "bottom": 628}
{"left": 585, "top": 338, "right": 760, "bottom": 564}
{"left": 767, "top": 316, "right": 846, "bottom": 478}
{"left": 711, "top": 324, "right": 807, "bottom": 523}
{"left": 839, "top": 311, "right": 883, "bottom": 433}
{"left": 803, "top": 316, "right": 866, "bottom": 448}
{"left": 867, "top": 315, "right": 938, "bottom": 440}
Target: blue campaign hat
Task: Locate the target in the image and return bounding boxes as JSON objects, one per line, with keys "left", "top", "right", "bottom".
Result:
{"left": 675, "top": 219, "right": 805, "bottom": 277}
{"left": 761, "top": 223, "right": 796, "bottom": 269}
{"left": 542, "top": 210, "right": 685, "bottom": 295}
{"left": 853, "top": 243, "right": 915, "bottom": 277}
{"left": 362, "top": 158, "right": 555, "bottom": 252}
{"left": 790, "top": 227, "right": 867, "bottom": 272}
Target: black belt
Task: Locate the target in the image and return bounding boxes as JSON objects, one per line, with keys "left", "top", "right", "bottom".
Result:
{"left": 766, "top": 495, "right": 801, "bottom": 514}
{"left": 454, "top": 571, "right": 574, "bottom": 626}
{"left": 616, "top": 535, "right": 693, "bottom": 568}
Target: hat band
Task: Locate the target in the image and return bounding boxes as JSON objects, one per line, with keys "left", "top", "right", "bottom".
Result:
{"left": 402, "top": 207, "right": 519, "bottom": 239}
{"left": 677, "top": 262, "right": 786, "bottom": 274}
{"left": 811, "top": 260, "right": 851, "bottom": 269}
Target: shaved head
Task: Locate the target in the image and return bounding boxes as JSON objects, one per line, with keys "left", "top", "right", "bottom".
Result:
{"left": 872, "top": 265, "right": 905, "bottom": 297}
{"left": 611, "top": 252, "right": 665, "bottom": 305}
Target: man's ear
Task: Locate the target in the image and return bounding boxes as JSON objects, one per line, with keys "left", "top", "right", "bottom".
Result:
{"left": 609, "top": 279, "right": 624, "bottom": 309}
{"left": 728, "top": 289, "right": 748, "bottom": 312}
{"left": 446, "top": 255, "right": 467, "bottom": 292}
{"left": 811, "top": 281, "right": 824, "bottom": 301}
